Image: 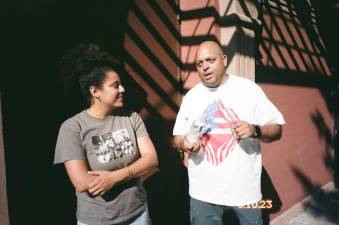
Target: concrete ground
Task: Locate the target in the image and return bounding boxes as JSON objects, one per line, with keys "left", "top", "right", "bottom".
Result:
{"left": 283, "top": 189, "right": 339, "bottom": 225}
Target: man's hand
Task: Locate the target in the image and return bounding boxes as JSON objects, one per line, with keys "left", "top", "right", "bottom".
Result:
{"left": 182, "top": 138, "right": 201, "bottom": 153}
{"left": 173, "top": 135, "right": 201, "bottom": 154}
{"left": 232, "top": 121, "right": 255, "bottom": 140}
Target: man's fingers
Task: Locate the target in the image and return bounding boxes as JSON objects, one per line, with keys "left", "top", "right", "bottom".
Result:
{"left": 191, "top": 142, "right": 200, "bottom": 152}
{"left": 184, "top": 140, "right": 195, "bottom": 151}
{"left": 238, "top": 133, "right": 250, "bottom": 139}
{"left": 183, "top": 148, "right": 194, "bottom": 153}
{"left": 182, "top": 140, "right": 200, "bottom": 153}
{"left": 231, "top": 121, "right": 254, "bottom": 139}
{"left": 232, "top": 121, "right": 242, "bottom": 127}
{"left": 233, "top": 128, "right": 249, "bottom": 140}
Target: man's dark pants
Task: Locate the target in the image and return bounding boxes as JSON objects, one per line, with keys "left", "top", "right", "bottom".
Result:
{"left": 190, "top": 197, "right": 263, "bottom": 225}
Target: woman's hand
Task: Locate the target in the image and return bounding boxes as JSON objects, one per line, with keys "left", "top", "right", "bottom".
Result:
{"left": 87, "top": 170, "right": 120, "bottom": 196}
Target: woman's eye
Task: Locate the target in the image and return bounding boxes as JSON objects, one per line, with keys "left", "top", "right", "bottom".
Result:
{"left": 110, "top": 84, "right": 119, "bottom": 89}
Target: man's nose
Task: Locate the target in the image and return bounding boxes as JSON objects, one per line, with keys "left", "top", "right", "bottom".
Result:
{"left": 202, "top": 62, "right": 209, "bottom": 71}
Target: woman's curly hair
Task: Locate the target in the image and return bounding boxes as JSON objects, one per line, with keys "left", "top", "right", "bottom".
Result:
{"left": 60, "top": 44, "right": 125, "bottom": 107}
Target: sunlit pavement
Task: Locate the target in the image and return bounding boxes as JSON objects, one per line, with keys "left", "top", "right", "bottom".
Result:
{"left": 284, "top": 190, "right": 339, "bottom": 225}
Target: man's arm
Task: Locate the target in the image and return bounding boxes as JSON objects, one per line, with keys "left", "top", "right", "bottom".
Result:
{"left": 232, "top": 121, "right": 282, "bottom": 143}
{"left": 259, "top": 124, "right": 282, "bottom": 142}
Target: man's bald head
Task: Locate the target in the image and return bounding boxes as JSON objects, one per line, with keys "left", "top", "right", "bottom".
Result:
{"left": 195, "top": 41, "right": 224, "bottom": 61}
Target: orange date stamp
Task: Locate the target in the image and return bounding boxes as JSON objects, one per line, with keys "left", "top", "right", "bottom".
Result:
{"left": 238, "top": 199, "right": 273, "bottom": 209}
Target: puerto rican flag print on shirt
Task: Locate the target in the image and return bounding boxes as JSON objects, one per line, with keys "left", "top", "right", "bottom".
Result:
{"left": 201, "top": 99, "right": 239, "bottom": 165}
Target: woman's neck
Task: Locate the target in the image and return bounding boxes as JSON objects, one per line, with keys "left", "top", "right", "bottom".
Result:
{"left": 86, "top": 105, "right": 113, "bottom": 119}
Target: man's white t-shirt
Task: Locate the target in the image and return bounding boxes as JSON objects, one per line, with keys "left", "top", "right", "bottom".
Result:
{"left": 173, "top": 75, "right": 285, "bottom": 206}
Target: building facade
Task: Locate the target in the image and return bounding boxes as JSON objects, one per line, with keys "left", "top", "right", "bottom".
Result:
{"left": 1, "top": 0, "right": 338, "bottom": 224}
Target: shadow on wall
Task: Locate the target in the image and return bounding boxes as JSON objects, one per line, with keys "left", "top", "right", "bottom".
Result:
{"left": 256, "top": 2, "right": 339, "bottom": 222}
{"left": 255, "top": 0, "right": 339, "bottom": 223}
{"left": 257, "top": 0, "right": 338, "bottom": 111}
{"left": 311, "top": 110, "right": 334, "bottom": 171}
{"left": 2, "top": 1, "right": 132, "bottom": 224}
{"left": 1, "top": 0, "right": 189, "bottom": 225}
{"left": 261, "top": 168, "right": 282, "bottom": 225}
{"left": 291, "top": 0, "right": 339, "bottom": 75}
{"left": 287, "top": 110, "right": 339, "bottom": 224}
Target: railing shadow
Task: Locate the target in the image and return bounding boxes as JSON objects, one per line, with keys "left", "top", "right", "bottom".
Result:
{"left": 257, "top": 0, "right": 338, "bottom": 113}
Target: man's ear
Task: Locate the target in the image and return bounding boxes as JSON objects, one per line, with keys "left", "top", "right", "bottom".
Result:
{"left": 223, "top": 55, "right": 227, "bottom": 66}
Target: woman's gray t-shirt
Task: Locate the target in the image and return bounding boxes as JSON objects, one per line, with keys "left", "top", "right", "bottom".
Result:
{"left": 54, "top": 109, "right": 148, "bottom": 225}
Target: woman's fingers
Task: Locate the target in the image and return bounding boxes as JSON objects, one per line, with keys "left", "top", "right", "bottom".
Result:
{"left": 89, "top": 183, "right": 100, "bottom": 193}
{"left": 88, "top": 177, "right": 100, "bottom": 189}
{"left": 91, "top": 187, "right": 103, "bottom": 196}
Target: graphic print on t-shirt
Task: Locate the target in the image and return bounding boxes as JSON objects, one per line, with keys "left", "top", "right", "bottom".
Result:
{"left": 200, "top": 99, "right": 239, "bottom": 165}
{"left": 91, "top": 129, "right": 135, "bottom": 164}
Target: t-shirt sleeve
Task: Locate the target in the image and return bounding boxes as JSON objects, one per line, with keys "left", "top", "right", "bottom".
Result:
{"left": 131, "top": 112, "right": 149, "bottom": 138}
{"left": 253, "top": 84, "right": 285, "bottom": 126}
{"left": 173, "top": 95, "right": 191, "bottom": 135}
{"left": 54, "top": 120, "right": 86, "bottom": 164}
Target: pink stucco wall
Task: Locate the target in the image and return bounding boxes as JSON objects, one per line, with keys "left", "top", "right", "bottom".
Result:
{"left": 259, "top": 1, "right": 333, "bottom": 219}
{"left": 180, "top": 0, "right": 220, "bottom": 89}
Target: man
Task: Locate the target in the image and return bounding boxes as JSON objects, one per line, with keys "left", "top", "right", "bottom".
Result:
{"left": 173, "top": 41, "right": 285, "bottom": 225}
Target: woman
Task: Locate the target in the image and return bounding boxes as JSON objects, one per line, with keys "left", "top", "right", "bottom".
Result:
{"left": 54, "top": 45, "right": 158, "bottom": 225}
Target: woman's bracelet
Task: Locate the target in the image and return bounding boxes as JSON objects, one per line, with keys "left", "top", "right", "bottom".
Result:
{"left": 127, "top": 167, "right": 134, "bottom": 180}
